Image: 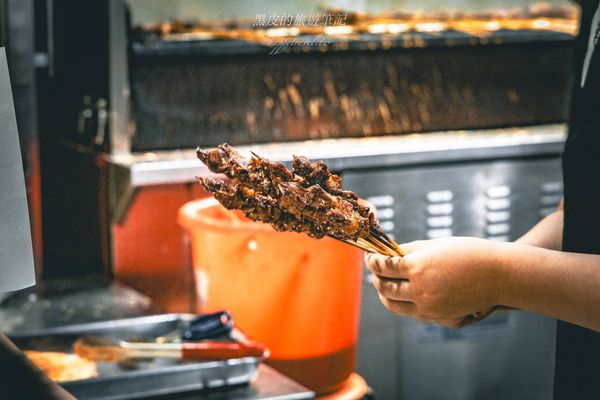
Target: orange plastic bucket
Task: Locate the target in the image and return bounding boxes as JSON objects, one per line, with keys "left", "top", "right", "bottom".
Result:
{"left": 178, "top": 198, "right": 363, "bottom": 394}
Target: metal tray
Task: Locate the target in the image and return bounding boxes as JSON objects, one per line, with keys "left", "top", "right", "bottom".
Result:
{"left": 9, "top": 314, "right": 261, "bottom": 400}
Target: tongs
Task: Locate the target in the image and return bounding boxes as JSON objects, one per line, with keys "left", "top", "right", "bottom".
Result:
{"left": 156, "top": 311, "right": 233, "bottom": 343}
{"left": 73, "top": 337, "right": 268, "bottom": 362}
{"left": 73, "top": 310, "right": 268, "bottom": 363}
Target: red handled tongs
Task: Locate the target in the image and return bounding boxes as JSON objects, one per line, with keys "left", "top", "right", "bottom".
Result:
{"left": 73, "top": 336, "right": 268, "bottom": 362}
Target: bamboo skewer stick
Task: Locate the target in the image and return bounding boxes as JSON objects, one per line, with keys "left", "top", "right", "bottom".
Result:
{"left": 334, "top": 228, "right": 405, "bottom": 257}
{"left": 340, "top": 237, "right": 374, "bottom": 253}
{"left": 362, "top": 236, "right": 394, "bottom": 256}
{"left": 366, "top": 234, "right": 398, "bottom": 257}
{"left": 369, "top": 228, "right": 405, "bottom": 256}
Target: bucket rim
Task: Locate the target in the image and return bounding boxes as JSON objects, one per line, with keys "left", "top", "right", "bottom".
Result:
{"left": 178, "top": 197, "right": 279, "bottom": 234}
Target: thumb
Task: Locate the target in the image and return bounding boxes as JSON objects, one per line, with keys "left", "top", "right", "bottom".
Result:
{"left": 398, "top": 240, "right": 427, "bottom": 254}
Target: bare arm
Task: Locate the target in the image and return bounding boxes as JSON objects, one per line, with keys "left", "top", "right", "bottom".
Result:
{"left": 365, "top": 224, "right": 600, "bottom": 332}
{"left": 515, "top": 199, "right": 564, "bottom": 250}
{"left": 498, "top": 242, "right": 600, "bottom": 331}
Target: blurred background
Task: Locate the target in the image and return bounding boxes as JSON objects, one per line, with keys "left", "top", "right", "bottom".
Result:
{"left": 129, "top": 0, "right": 572, "bottom": 21}
{"left": 0, "top": 1, "right": 580, "bottom": 399}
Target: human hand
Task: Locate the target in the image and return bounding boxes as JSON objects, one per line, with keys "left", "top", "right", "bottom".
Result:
{"left": 364, "top": 237, "right": 506, "bottom": 328}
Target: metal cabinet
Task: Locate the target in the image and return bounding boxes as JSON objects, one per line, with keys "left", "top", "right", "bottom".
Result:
{"left": 343, "top": 156, "right": 562, "bottom": 400}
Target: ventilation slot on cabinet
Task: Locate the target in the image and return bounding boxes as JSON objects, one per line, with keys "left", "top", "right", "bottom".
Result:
{"left": 485, "top": 185, "right": 511, "bottom": 241}
{"left": 367, "top": 195, "right": 396, "bottom": 241}
{"left": 426, "top": 190, "right": 454, "bottom": 239}
{"left": 539, "top": 181, "right": 563, "bottom": 217}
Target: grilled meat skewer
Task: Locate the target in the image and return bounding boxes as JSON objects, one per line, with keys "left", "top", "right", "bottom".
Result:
{"left": 196, "top": 144, "right": 398, "bottom": 255}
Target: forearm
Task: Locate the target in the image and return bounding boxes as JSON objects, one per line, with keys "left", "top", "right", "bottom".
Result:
{"left": 515, "top": 207, "right": 563, "bottom": 250}
{"left": 496, "top": 242, "right": 600, "bottom": 331}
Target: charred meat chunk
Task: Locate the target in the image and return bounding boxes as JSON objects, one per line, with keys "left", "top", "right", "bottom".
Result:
{"left": 196, "top": 144, "right": 382, "bottom": 241}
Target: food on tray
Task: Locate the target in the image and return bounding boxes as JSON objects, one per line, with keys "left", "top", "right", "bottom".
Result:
{"left": 24, "top": 350, "right": 98, "bottom": 382}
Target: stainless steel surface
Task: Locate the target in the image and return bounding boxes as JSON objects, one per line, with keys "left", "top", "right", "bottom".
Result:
{"left": 0, "top": 48, "right": 36, "bottom": 293}
{"left": 107, "top": 124, "right": 566, "bottom": 186}
{"left": 9, "top": 314, "right": 263, "bottom": 400}
{"left": 344, "top": 156, "right": 562, "bottom": 400}
{"left": 171, "top": 364, "right": 315, "bottom": 400}
{"left": 104, "top": 124, "right": 566, "bottom": 223}
{"left": 3, "top": 0, "right": 44, "bottom": 274}
{"left": 0, "top": 278, "right": 155, "bottom": 335}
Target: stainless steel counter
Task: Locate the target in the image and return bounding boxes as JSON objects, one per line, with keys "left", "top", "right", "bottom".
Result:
{"left": 103, "top": 124, "right": 566, "bottom": 222}
{"left": 172, "top": 365, "right": 314, "bottom": 400}
{"left": 105, "top": 124, "right": 566, "bottom": 187}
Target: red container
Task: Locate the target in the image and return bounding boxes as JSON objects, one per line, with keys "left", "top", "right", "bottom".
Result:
{"left": 178, "top": 198, "right": 363, "bottom": 394}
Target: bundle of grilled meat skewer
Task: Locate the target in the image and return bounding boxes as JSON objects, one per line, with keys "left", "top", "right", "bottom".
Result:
{"left": 196, "top": 144, "right": 404, "bottom": 256}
